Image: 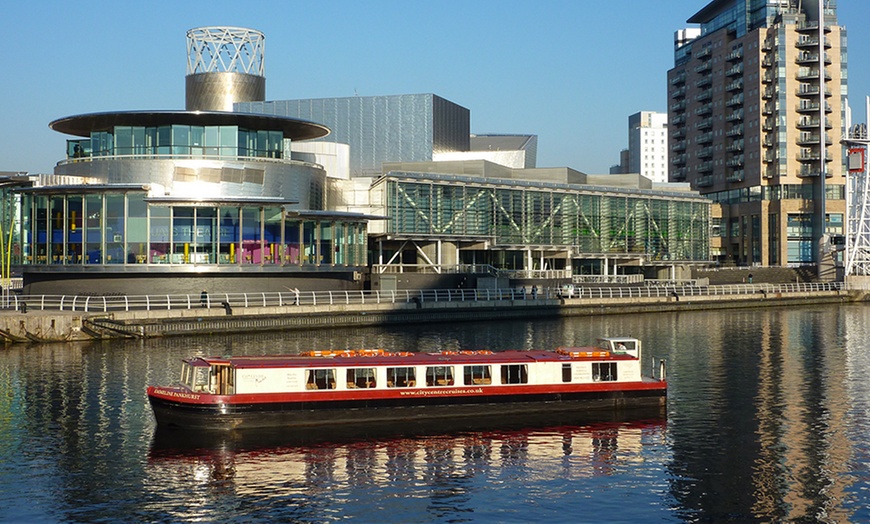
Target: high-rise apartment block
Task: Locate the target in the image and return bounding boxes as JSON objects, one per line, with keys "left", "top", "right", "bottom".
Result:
{"left": 628, "top": 111, "right": 669, "bottom": 183}
{"left": 668, "top": 0, "right": 846, "bottom": 268}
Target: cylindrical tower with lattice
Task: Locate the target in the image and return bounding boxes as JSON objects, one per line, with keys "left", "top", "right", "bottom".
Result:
{"left": 185, "top": 26, "right": 266, "bottom": 111}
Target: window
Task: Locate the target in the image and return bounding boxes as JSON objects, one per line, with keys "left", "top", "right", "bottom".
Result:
{"left": 463, "top": 365, "right": 492, "bottom": 385}
{"left": 592, "top": 362, "right": 617, "bottom": 382}
{"left": 562, "top": 363, "right": 572, "bottom": 383}
{"left": 426, "top": 366, "right": 454, "bottom": 386}
{"left": 305, "top": 369, "right": 336, "bottom": 390}
{"left": 346, "top": 368, "right": 376, "bottom": 389}
{"left": 192, "top": 366, "right": 210, "bottom": 392}
{"left": 386, "top": 367, "right": 416, "bottom": 387}
{"left": 501, "top": 364, "right": 528, "bottom": 384}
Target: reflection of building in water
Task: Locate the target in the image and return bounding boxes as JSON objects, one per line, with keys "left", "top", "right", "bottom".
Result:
{"left": 667, "top": 307, "right": 855, "bottom": 522}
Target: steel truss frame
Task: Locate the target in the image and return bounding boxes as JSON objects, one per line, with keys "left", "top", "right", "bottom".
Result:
{"left": 187, "top": 26, "right": 265, "bottom": 76}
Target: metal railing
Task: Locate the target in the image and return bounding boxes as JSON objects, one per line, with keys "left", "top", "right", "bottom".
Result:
{"left": 573, "top": 274, "right": 644, "bottom": 284}
{"left": 0, "top": 281, "right": 849, "bottom": 314}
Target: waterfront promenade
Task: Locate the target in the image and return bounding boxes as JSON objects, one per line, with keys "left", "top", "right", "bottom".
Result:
{"left": 0, "top": 282, "right": 860, "bottom": 344}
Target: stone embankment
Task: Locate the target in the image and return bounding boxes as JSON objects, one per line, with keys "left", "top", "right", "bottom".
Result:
{"left": 0, "top": 287, "right": 860, "bottom": 344}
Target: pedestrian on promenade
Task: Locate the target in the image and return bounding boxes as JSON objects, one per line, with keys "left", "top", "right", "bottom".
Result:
{"left": 748, "top": 273, "right": 753, "bottom": 284}
{"left": 532, "top": 285, "right": 538, "bottom": 299}
{"left": 200, "top": 289, "right": 208, "bottom": 307}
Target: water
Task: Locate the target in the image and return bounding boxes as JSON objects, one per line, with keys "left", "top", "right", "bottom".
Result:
{"left": 2, "top": 304, "right": 870, "bottom": 522}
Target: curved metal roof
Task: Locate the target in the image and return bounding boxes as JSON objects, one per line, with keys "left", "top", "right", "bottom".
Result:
{"left": 49, "top": 110, "right": 330, "bottom": 140}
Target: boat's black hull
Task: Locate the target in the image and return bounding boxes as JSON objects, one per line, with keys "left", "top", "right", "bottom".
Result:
{"left": 149, "top": 388, "right": 667, "bottom": 431}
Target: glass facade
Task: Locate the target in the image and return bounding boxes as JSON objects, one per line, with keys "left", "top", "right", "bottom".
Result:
{"left": 241, "top": 94, "right": 471, "bottom": 178}
{"left": 68, "top": 125, "right": 284, "bottom": 160}
{"left": 20, "top": 191, "right": 367, "bottom": 267}
{"left": 378, "top": 173, "right": 710, "bottom": 262}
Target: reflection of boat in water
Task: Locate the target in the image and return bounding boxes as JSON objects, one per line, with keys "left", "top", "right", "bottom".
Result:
{"left": 148, "top": 337, "right": 667, "bottom": 431}
{"left": 147, "top": 413, "right": 668, "bottom": 493}
{"left": 149, "top": 406, "right": 667, "bottom": 455}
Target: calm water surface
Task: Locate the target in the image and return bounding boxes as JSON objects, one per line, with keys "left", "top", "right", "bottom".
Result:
{"left": 2, "top": 304, "right": 870, "bottom": 523}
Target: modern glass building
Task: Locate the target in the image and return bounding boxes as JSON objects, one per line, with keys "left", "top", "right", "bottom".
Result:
{"left": 366, "top": 166, "right": 710, "bottom": 279}
{"left": 12, "top": 27, "right": 376, "bottom": 295}
{"left": 240, "top": 94, "right": 471, "bottom": 178}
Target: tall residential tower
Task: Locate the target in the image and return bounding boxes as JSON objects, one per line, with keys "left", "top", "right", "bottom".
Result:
{"left": 668, "top": 0, "right": 846, "bottom": 271}
{"left": 628, "top": 111, "right": 669, "bottom": 184}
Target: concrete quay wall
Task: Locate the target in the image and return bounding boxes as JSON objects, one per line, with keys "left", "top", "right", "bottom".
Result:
{"left": 0, "top": 289, "right": 860, "bottom": 344}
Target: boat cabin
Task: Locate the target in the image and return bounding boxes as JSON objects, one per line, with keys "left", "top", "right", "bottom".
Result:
{"left": 175, "top": 338, "right": 647, "bottom": 397}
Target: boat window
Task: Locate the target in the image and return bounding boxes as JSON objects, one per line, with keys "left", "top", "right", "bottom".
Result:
{"left": 592, "top": 362, "right": 617, "bottom": 382}
{"left": 181, "top": 362, "right": 192, "bottom": 388}
{"left": 193, "top": 366, "right": 210, "bottom": 392}
{"left": 346, "top": 368, "right": 377, "bottom": 388}
{"left": 306, "top": 369, "right": 336, "bottom": 390}
{"left": 386, "top": 367, "right": 416, "bottom": 387}
{"left": 463, "top": 365, "right": 492, "bottom": 385}
{"left": 500, "top": 364, "right": 528, "bottom": 385}
{"left": 562, "top": 363, "right": 572, "bottom": 383}
{"left": 426, "top": 366, "right": 454, "bottom": 386}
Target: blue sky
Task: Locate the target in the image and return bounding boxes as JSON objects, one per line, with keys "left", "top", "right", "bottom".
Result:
{"left": 2, "top": 0, "right": 869, "bottom": 175}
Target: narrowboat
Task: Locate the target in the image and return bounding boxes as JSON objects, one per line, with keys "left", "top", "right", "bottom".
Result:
{"left": 147, "top": 337, "right": 667, "bottom": 431}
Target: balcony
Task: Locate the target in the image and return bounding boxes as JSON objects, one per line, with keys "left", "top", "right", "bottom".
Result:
{"left": 695, "top": 118, "right": 713, "bottom": 130}
{"left": 796, "top": 52, "right": 820, "bottom": 64}
{"left": 798, "top": 165, "right": 835, "bottom": 178}
{"left": 726, "top": 111, "right": 744, "bottom": 122}
{"left": 762, "top": 103, "right": 776, "bottom": 115}
{"left": 796, "top": 84, "right": 832, "bottom": 97}
{"left": 762, "top": 119, "right": 776, "bottom": 132}
{"left": 761, "top": 39, "right": 774, "bottom": 52}
{"left": 696, "top": 76, "right": 712, "bottom": 88}
{"left": 762, "top": 87, "right": 776, "bottom": 99}
{"left": 796, "top": 67, "right": 832, "bottom": 81}
{"left": 762, "top": 71, "right": 776, "bottom": 83}
{"left": 672, "top": 128, "right": 686, "bottom": 139}
{"left": 670, "top": 100, "right": 687, "bottom": 112}
{"left": 695, "top": 46, "right": 712, "bottom": 59}
{"left": 797, "top": 36, "right": 832, "bottom": 48}
{"left": 762, "top": 56, "right": 775, "bottom": 68}
{"left": 726, "top": 169, "right": 745, "bottom": 183}
{"left": 695, "top": 103, "right": 713, "bottom": 116}
{"left": 672, "top": 141, "right": 687, "bottom": 153}
{"left": 695, "top": 90, "right": 713, "bottom": 102}
{"left": 672, "top": 167, "right": 687, "bottom": 181}
{"left": 796, "top": 117, "right": 833, "bottom": 129}
{"left": 726, "top": 48, "right": 744, "bottom": 61}
{"left": 726, "top": 125, "right": 744, "bottom": 137}
{"left": 694, "top": 62, "right": 712, "bottom": 74}
{"left": 726, "top": 95, "right": 744, "bottom": 107}
{"left": 725, "top": 64, "right": 744, "bottom": 77}
{"left": 672, "top": 153, "right": 687, "bottom": 165}
{"left": 697, "top": 146, "right": 714, "bottom": 159}
{"left": 796, "top": 101, "right": 832, "bottom": 113}
{"left": 726, "top": 156, "right": 744, "bottom": 168}
{"left": 697, "top": 132, "right": 714, "bottom": 144}
{"left": 698, "top": 161, "right": 714, "bottom": 174}
{"left": 797, "top": 133, "right": 833, "bottom": 146}
{"left": 796, "top": 21, "right": 831, "bottom": 33}
{"left": 671, "top": 72, "right": 687, "bottom": 86}
{"left": 797, "top": 150, "right": 821, "bottom": 162}
{"left": 671, "top": 114, "right": 687, "bottom": 125}
{"left": 763, "top": 151, "right": 778, "bottom": 163}
{"left": 726, "top": 80, "right": 744, "bottom": 92}
{"left": 696, "top": 175, "right": 714, "bottom": 187}
{"left": 726, "top": 140, "right": 744, "bottom": 152}
{"left": 671, "top": 86, "right": 686, "bottom": 99}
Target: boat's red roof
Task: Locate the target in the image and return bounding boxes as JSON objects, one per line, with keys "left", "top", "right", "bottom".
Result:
{"left": 189, "top": 349, "right": 637, "bottom": 369}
